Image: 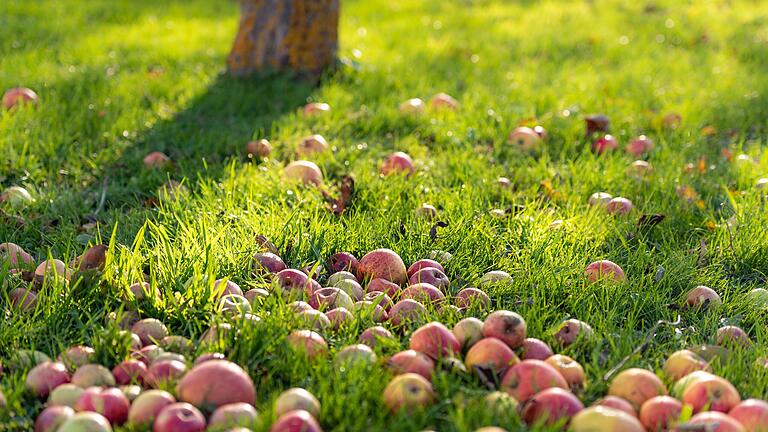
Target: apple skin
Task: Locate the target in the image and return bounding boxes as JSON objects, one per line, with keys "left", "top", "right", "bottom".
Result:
{"left": 303, "top": 102, "right": 330, "bottom": 115}
{"left": 2, "top": 87, "right": 38, "bottom": 109}
{"left": 608, "top": 368, "right": 668, "bottom": 410}
{"left": 246, "top": 139, "right": 271, "bottom": 158}
{"left": 253, "top": 252, "right": 286, "bottom": 275}
{"left": 131, "top": 318, "right": 170, "bottom": 346}
{"left": 363, "top": 291, "right": 394, "bottom": 311}
{"left": 176, "top": 360, "right": 256, "bottom": 409}
{"left": 335, "top": 344, "right": 377, "bottom": 367}
{"left": 429, "top": 92, "right": 459, "bottom": 110}
{"left": 146, "top": 360, "right": 187, "bottom": 388}
{"left": 592, "top": 396, "right": 637, "bottom": 417}
{"left": 35, "top": 405, "right": 75, "bottom": 432}
{"left": 685, "top": 285, "right": 722, "bottom": 308}
{"left": 605, "top": 197, "right": 634, "bottom": 215}
{"left": 628, "top": 160, "right": 652, "bottom": 177}
{"left": 327, "top": 270, "right": 356, "bottom": 286}
{"left": 333, "top": 279, "right": 364, "bottom": 301}
{"left": 194, "top": 353, "right": 226, "bottom": 365}
{"left": 48, "top": 384, "right": 85, "bottom": 407}
{"left": 328, "top": 252, "right": 359, "bottom": 275}
{"left": 326, "top": 307, "right": 355, "bottom": 329}
{"left": 626, "top": 135, "right": 654, "bottom": 156}
{"left": 663, "top": 349, "right": 710, "bottom": 381}
{"left": 153, "top": 402, "right": 206, "bottom": 432}
{"left": 399, "top": 98, "right": 425, "bottom": 115}
{"left": 112, "top": 359, "right": 148, "bottom": 385}
{"left": 570, "top": 406, "right": 644, "bottom": 432}
{"left": 410, "top": 322, "right": 461, "bottom": 360}
{"left": 585, "top": 114, "right": 610, "bottom": 135}
{"left": 360, "top": 326, "right": 395, "bottom": 347}
{"left": 380, "top": 151, "right": 415, "bottom": 176}
{"left": 127, "top": 389, "right": 176, "bottom": 425}
{"left": 357, "top": 249, "right": 407, "bottom": 285}
{"left": 717, "top": 326, "right": 751, "bottom": 346}
{"left": 143, "top": 151, "right": 170, "bottom": 169}
{"left": 75, "top": 387, "right": 131, "bottom": 425}
{"left": 639, "top": 396, "right": 682, "bottom": 431}
{"left": 454, "top": 288, "right": 491, "bottom": 310}
{"left": 729, "top": 399, "right": 768, "bottom": 431}
{"left": 59, "top": 346, "right": 96, "bottom": 371}
{"left": 520, "top": 338, "right": 554, "bottom": 361}
{"left": 465, "top": 337, "right": 519, "bottom": 375}
{"left": 408, "top": 268, "right": 449, "bottom": 289}
{"left": 480, "top": 270, "right": 513, "bottom": 285}
{"left": 309, "top": 287, "right": 355, "bottom": 311}
{"left": 453, "top": 317, "right": 485, "bottom": 351}
{"left": 132, "top": 345, "right": 164, "bottom": 365}
{"left": 671, "top": 371, "right": 717, "bottom": 399}
{"left": 682, "top": 411, "right": 746, "bottom": 432}
{"left": 297, "top": 309, "right": 331, "bottom": 331}
{"left": 284, "top": 161, "right": 323, "bottom": 186}
{"left": 501, "top": 360, "right": 568, "bottom": 402}
{"left": 522, "top": 387, "right": 584, "bottom": 426}
{"left": 682, "top": 375, "right": 741, "bottom": 413}
{"left": 25, "top": 361, "right": 70, "bottom": 398}
{"left": 508, "top": 127, "right": 541, "bottom": 151}
{"left": 286, "top": 330, "right": 328, "bottom": 359}
{"left": 34, "top": 259, "right": 69, "bottom": 285}
{"left": 554, "top": 319, "right": 595, "bottom": 346}
{"left": 208, "top": 402, "right": 258, "bottom": 428}
{"left": 545, "top": 354, "right": 586, "bottom": 391}
{"left": 592, "top": 134, "right": 618, "bottom": 154}
{"left": 400, "top": 283, "right": 446, "bottom": 305}
{"left": 275, "top": 388, "right": 321, "bottom": 418}
{"left": 367, "top": 278, "right": 400, "bottom": 297}
{"left": 270, "top": 409, "right": 323, "bottom": 432}
{"left": 0, "top": 242, "right": 35, "bottom": 271}
{"left": 297, "top": 134, "right": 329, "bottom": 156}
{"left": 482, "top": 310, "right": 527, "bottom": 349}
{"left": 57, "top": 412, "right": 113, "bottom": 432}
{"left": 407, "top": 259, "right": 445, "bottom": 278}
{"left": 584, "top": 260, "right": 625, "bottom": 283}
{"left": 388, "top": 299, "right": 428, "bottom": 327}
{"left": 275, "top": 269, "right": 313, "bottom": 298}
{"left": 588, "top": 192, "right": 613, "bottom": 206}
{"left": 383, "top": 373, "right": 435, "bottom": 413}
{"left": 388, "top": 350, "right": 435, "bottom": 380}
{"left": 353, "top": 301, "right": 388, "bottom": 322}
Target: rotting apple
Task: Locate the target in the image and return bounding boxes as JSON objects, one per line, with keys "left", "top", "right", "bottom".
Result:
{"left": 465, "top": 337, "right": 519, "bottom": 376}
{"left": 685, "top": 286, "right": 722, "bottom": 309}
{"left": 482, "top": 310, "right": 527, "bottom": 349}
{"left": 453, "top": 317, "right": 484, "bottom": 351}
{"left": 554, "top": 319, "right": 595, "bottom": 346}
{"left": 520, "top": 338, "right": 554, "bottom": 361}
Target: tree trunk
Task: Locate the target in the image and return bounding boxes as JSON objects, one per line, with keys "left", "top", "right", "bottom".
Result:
{"left": 228, "top": 0, "right": 340, "bottom": 79}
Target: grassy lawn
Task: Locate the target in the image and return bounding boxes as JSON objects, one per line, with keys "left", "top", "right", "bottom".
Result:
{"left": 2, "top": 0, "right": 768, "bottom": 430}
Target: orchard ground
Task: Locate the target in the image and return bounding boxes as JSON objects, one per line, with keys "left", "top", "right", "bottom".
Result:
{"left": 2, "top": 0, "right": 768, "bottom": 431}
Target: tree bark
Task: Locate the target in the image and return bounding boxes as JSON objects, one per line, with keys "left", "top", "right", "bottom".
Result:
{"left": 228, "top": 0, "right": 340, "bottom": 79}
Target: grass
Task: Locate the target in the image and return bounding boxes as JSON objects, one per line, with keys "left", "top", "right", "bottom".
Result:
{"left": 1, "top": 0, "right": 768, "bottom": 430}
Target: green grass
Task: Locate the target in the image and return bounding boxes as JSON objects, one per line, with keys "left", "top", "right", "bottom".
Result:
{"left": 2, "top": 0, "right": 768, "bottom": 430}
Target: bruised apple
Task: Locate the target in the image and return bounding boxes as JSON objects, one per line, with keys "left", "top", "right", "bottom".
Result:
{"left": 482, "top": 310, "right": 527, "bottom": 349}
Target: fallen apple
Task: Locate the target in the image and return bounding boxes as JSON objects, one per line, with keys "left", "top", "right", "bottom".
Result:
{"left": 388, "top": 350, "right": 435, "bottom": 380}
{"left": 208, "top": 402, "right": 258, "bottom": 429}
{"left": 358, "top": 248, "right": 407, "bottom": 285}
{"left": 584, "top": 260, "right": 625, "bottom": 283}
{"left": 729, "top": 399, "right": 768, "bottom": 431}
{"left": 484, "top": 391, "right": 519, "bottom": 415}
{"left": 480, "top": 270, "right": 513, "bottom": 285}
{"left": 382, "top": 373, "right": 435, "bottom": 413}
{"left": 309, "top": 287, "right": 354, "bottom": 311}
{"left": 400, "top": 283, "right": 446, "bottom": 305}
{"left": 716, "top": 325, "right": 751, "bottom": 346}
{"left": 119, "top": 385, "right": 141, "bottom": 402}
{"left": 682, "top": 374, "right": 741, "bottom": 412}
{"left": 388, "top": 299, "right": 428, "bottom": 327}
{"left": 34, "top": 259, "right": 69, "bottom": 285}
{"left": 415, "top": 203, "right": 437, "bottom": 219}
{"left": 2, "top": 87, "right": 38, "bottom": 109}
{"left": 303, "top": 102, "right": 331, "bottom": 116}
{"left": 284, "top": 161, "right": 323, "bottom": 186}
{"left": 297, "top": 309, "right": 331, "bottom": 331}
{"left": 35, "top": 405, "right": 74, "bottom": 432}
{"left": 359, "top": 326, "right": 395, "bottom": 347}
{"left": 194, "top": 353, "right": 226, "bottom": 365}
{"left": 367, "top": 278, "right": 400, "bottom": 297}
{"left": 399, "top": 98, "right": 425, "bottom": 115}
{"left": 335, "top": 344, "right": 377, "bottom": 367}
{"left": 270, "top": 409, "right": 322, "bottom": 432}
{"left": 605, "top": 197, "right": 634, "bottom": 215}
{"left": 143, "top": 152, "right": 170, "bottom": 169}
{"left": 333, "top": 279, "right": 364, "bottom": 300}
{"left": 153, "top": 402, "right": 206, "bottom": 432}
{"left": 508, "top": 127, "right": 541, "bottom": 152}
{"left": 297, "top": 134, "right": 329, "bottom": 156}
{"left": 132, "top": 319, "right": 170, "bottom": 346}
{"left": 57, "top": 412, "right": 113, "bottom": 432}
{"left": 275, "top": 269, "right": 313, "bottom": 298}
{"left": 522, "top": 387, "right": 584, "bottom": 426}
{"left": 453, "top": 317, "right": 484, "bottom": 351}
{"left": 326, "top": 307, "right": 355, "bottom": 329}
{"left": 380, "top": 152, "right": 415, "bottom": 176}
{"left": 592, "top": 134, "right": 618, "bottom": 154}
{"left": 176, "top": 360, "right": 255, "bottom": 409}
{"left": 501, "top": 360, "right": 568, "bottom": 402}
{"left": 112, "top": 359, "right": 148, "bottom": 385}
{"left": 554, "top": 319, "right": 595, "bottom": 346}
{"left": 410, "top": 322, "right": 461, "bottom": 360}
{"left": 627, "top": 160, "right": 652, "bottom": 177}
{"left": 129, "top": 282, "right": 159, "bottom": 301}
{"left": 639, "top": 396, "right": 682, "bottom": 431}
{"left": 217, "top": 294, "right": 252, "bottom": 316}
{"left": 682, "top": 411, "right": 745, "bottom": 432}
{"left": 48, "top": 384, "right": 85, "bottom": 407}
{"left": 74, "top": 387, "right": 130, "bottom": 425}
{"left": 9, "top": 287, "right": 38, "bottom": 311}
{"left": 626, "top": 135, "right": 654, "bottom": 156}
{"left": 608, "top": 368, "right": 667, "bottom": 410}
{"left": 127, "top": 389, "right": 176, "bottom": 426}
{"left": 363, "top": 291, "right": 394, "bottom": 311}
{"left": 275, "top": 388, "right": 320, "bottom": 418}
{"left": 146, "top": 359, "right": 187, "bottom": 388}
{"left": 429, "top": 93, "right": 459, "bottom": 110}
{"left": 465, "top": 337, "right": 519, "bottom": 376}
{"left": 520, "top": 338, "right": 554, "bottom": 361}
{"left": 454, "top": 288, "right": 491, "bottom": 310}
{"left": 482, "top": 310, "right": 527, "bottom": 349}
{"left": 26, "top": 362, "right": 70, "bottom": 398}
{"left": 570, "top": 406, "right": 644, "bottom": 432}
{"left": 592, "top": 396, "right": 637, "bottom": 417}
{"left": 545, "top": 354, "right": 586, "bottom": 391}
{"left": 685, "top": 285, "right": 722, "bottom": 309}
{"left": 663, "top": 349, "right": 710, "bottom": 381}
{"left": 286, "top": 330, "right": 328, "bottom": 359}
{"left": 246, "top": 139, "right": 271, "bottom": 159}
{"left": 328, "top": 252, "right": 359, "bottom": 274}
{"left": 588, "top": 192, "right": 613, "bottom": 207}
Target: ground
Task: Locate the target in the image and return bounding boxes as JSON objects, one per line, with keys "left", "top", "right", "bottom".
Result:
{"left": 1, "top": 0, "right": 768, "bottom": 430}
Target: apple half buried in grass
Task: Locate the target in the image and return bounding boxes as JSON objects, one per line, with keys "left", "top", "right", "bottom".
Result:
{"left": 520, "top": 338, "right": 554, "bottom": 361}
{"left": 522, "top": 387, "right": 584, "bottom": 426}
{"left": 2, "top": 87, "right": 38, "bottom": 109}
{"left": 26, "top": 362, "right": 70, "bottom": 399}
{"left": 271, "top": 409, "right": 322, "bottom": 432}
{"left": 297, "top": 134, "right": 329, "bottom": 156}
{"left": 570, "top": 406, "right": 644, "bottom": 432}
{"left": 275, "top": 388, "right": 321, "bottom": 418}
{"left": 508, "top": 127, "right": 541, "bottom": 152}
{"left": 465, "top": 337, "right": 519, "bottom": 376}
{"left": 359, "top": 325, "right": 395, "bottom": 347}
{"left": 554, "top": 319, "right": 594, "bottom": 346}
{"left": 429, "top": 93, "right": 459, "bottom": 110}
{"left": 388, "top": 350, "right": 435, "bottom": 380}
{"left": 685, "top": 285, "right": 722, "bottom": 309}
{"left": 246, "top": 139, "right": 271, "bottom": 159}
{"left": 382, "top": 373, "right": 435, "bottom": 413}
{"left": 328, "top": 252, "right": 359, "bottom": 274}
{"left": 663, "top": 349, "right": 710, "bottom": 381}
{"left": 588, "top": 192, "right": 613, "bottom": 206}
{"left": 380, "top": 151, "right": 415, "bottom": 176}
{"left": 286, "top": 330, "right": 328, "bottom": 359}
{"left": 284, "top": 160, "right": 323, "bottom": 186}
{"left": 584, "top": 260, "right": 625, "bottom": 283}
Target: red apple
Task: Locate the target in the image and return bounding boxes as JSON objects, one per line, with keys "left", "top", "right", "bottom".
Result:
{"left": 303, "top": 101, "right": 330, "bottom": 116}
{"left": 482, "top": 310, "right": 527, "bottom": 349}
{"left": 9, "top": 287, "right": 38, "bottom": 311}
{"left": 571, "top": 406, "right": 644, "bottom": 432}
{"left": 357, "top": 249, "right": 407, "bottom": 285}
{"left": 128, "top": 389, "right": 175, "bottom": 425}
{"left": 252, "top": 252, "right": 286, "bottom": 275}
{"left": 520, "top": 338, "right": 554, "bottom": 361}
{"left": 605, "top": 197, "right": 634, "bottom": 215}
{"left": 112, "top": 359, "right": 147, "bottom": 385}
{"left": 626, "top": 135, "right": 654, "bottom": 156}
{"left": 608, "top": 368, "right": 668, "bottom": 410}
{"left": 35, "top": 406, "right": 75, "bottom": 432}
{"left": 326, "top": 307, "right": 354, "bottom": 329}
{"left": 685, "top": 285, "right": 722, "bottom": 308}
{"left": 246, "top": 139, "right": 271, "bottom": 159}
{"left": 682, "top": 411, "right": 745, "bottom": 432}
{"left": 508, "top": 127, "right": 541, "bottom": 152}
{"left": 335, "top": 344, "right": 377, "bottom": 367}
{"left": 585, "top": 114, "right": 610, "bottom": 135}
{"left": 208, "top": 403, "right": 258, "bottom": 428}
{"left": 429, "top": 93, "right": 459, "bottom": 110}
{"left": 400, "top": 283, "right": 446, "bottom": 305}
{"left": 410, "top": 322, "right": 460, "bottom": 360}
{"left": 57, "top": 412, "right": 113, "bottom": 432}
{"left": 554, "top": 319, "right": 595, "bottom": 346}
{"left": 176, "top": 360, "right": 255, "bottom": 409}
{"left": 366, "top": 278, "right": 400, "bottom": 298}
{"left": 388, "top": 299, "right": 428, "bottom": 327}
{"left": 465, "top": 337, "right": 519, "bottom": 375}
{"left": 297, "top": 309, "right": 330, "bottom": 331}
{"left": 639, "top": 396, "right": 682, "bottom": 431}
{"left": 682, "top": 374, "right": 741, "bottom": 413}
{"left": 584, "top": 260, "right": 625, "bottom": 283}
{"left": 409, "top": 267, "right": 449, "bottom": 289}
{"left": 627, "top": 160, "right": 652, "bottom": 177}
{"left": 0, "top": 242, "right": 34, "bottom": 271}
{"left": 522, "top": 387, "right": 584, "bottom": 426}
{"left": 309, "top": 287, "right": 354, "bottom": 311}
{"left": 545, "top": 354, "right": 586, "bottom": 391}
{"left": 663, "top": 349, "right": 710, "bottom": 381}
{"left": 454, "top": 287, "right": 491, "bottom": 310}
{"left": 380, "top": 151, "right": 415, "bottom": 177}
{"left": 729, "top": 399, "right": 768, "bottom": 431}
{"left": 592, "top": 396, "right": 637, "bottom": 417}
{"left": 363, "top": 291, "right": 394, "bottom": 311}
{"left": 328, "top": 253, "right": 359, "bottom": 275}
{"left": 588, "top": 192, "right": 613, "bottom": 206}
{"left": 270, "top": 409, "right": 322, "bottom": 432}
{"left": 453, "top": 317, "right": 484, "bottom": 351}
{"left": 2, "top": 87, "right": 38, "bottom": 109}
{"left": 717, "top": 326, "right": 751, "bottom": 346}
{"left": 146, "top": 360, "right": 187, "bottom": 388}
{"left": 407, "top": 259, "right": 445, "bottom": 278}
{"left": 353, "top": 300, "right": 388, "bottom": 322}
{"left": 143, "top": 152, "right": 170, "bottom": 169}
{"left": 275, "top": 388, "right": 321, "bottom": 418}
{"left": 75, "top": 387, "right": 130, "bottom": 424}
{"left": 360, "top": 326, "right": 395, "bottom": 347}
{"left": 592, "top": 134, "right": 618, "bottom": 154}
{"left": 297, "top": 134, "right": 329, "bottom": 156}
{"left": 153, "top": 403, "right": 206, "bottom": 432}
{"left": 26, "top": 362, "right": 70, "bottom": 398}
{"left": 389, "top": 350, "right": 434, "bottom": 380}
{"left": 286, "top": 330, "right": 328, "bottom": 359}
{"left": 333, "top": 279, "right": 363, "bottom": 300}
{"left": 275, "top": 269, "right": 313, "bottom": 297}
{"left": 34, "top": 259, "right": 68, "bottom": 285}
{"left": 132, "top": 344, "right": 164, "bottom": 365}
{"left": 48, "top": 384, "right": 85, "bottom": 407}
{"left": 284, "top": 161, "right": 323, "bottom": 186}
{"left": 383, "top": 373, "right": 435, "bottom": 413}
{"left": 132, "top": 319, "right": 169, "bottom": 346}
{"left": 501, "top": 360, "right": 568, "bottom": 402}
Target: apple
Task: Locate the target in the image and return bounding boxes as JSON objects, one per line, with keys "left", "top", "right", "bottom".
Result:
{"left": 746, "top": 288, "right": 768, "bottom": 307}
{"left": 383, "top": 373, "right": 434, "bottom": 413}
{"left": 415, "top": 203, "right": 437, "bottom": 219}
{"left": 297, "top": 309, "right": 331, "bottom": 331}
{"left": 360, "top": 326, "right": 395, "bottom": 347}
{"left": 48, "top": 384, "right": 85, "bottom": 407}
{"left": 367, "top": 278, "right": 400, "bottom": 297}
{"left": 35, "top": 259, "right": 69, "bottom": 285}
{"left": 112, "top": 359, "right": 147, "bottom": 385}
{"left": 128, "top": 389, "right": 175, "bottom": 425}
{"left": 143, "top": 152, "right": 170, "bottom": 169}
{"left": 0, "top": 186, "right": 35, "bottom": 209}
{"left": 146, "top": 360, "right": 187, "bottom": 388}
{"left": 275, "top": 269, "right": 313, "bottom": 297}
{"left": 303, "top": 102, "right": 331, "bottom": 116}
{"left": 592, "top": 134, "right": 618, "bottom": 154}
{"left": 545, "top": 354, "right": 586, "bottom": 391}
{"left": 289, "top": 301, "right": 314, "bottom": 313}
{"left": 570, "top": 406, "right": 644, "bottom": 432}
{"left": 177, "top": 360, "right": 255, "bottom": 409}
{"left": 465, "top": 337, "right": 519, "bottom": 375}
{"left": 327, "top": 271, "right": 356, "bottom": 287}
{"left": 243, "top": 289, "right": 269, "bottom": 306}
{"left": 159, "top": 336, "right": 192, "bottom": 353}
{"left": 388, "top": 299, "right": 428, "bottom": 327}
{"left": 3, "top": 87, "right": 38, "bottom": 109}
{"left": 389, "top": 350, "right": 434, "bottom": 380}
{"left": 592, "top": 396, "right": 637, "bottom": 417}
{"left": 108, "top": 310, "right": 140, "bottom": 330}
{"left": 501, "top": 360, "right": 568, "bottom": 402}
{"left": 121, "top": 331, "right": 142, "bottom": 351}
{"left": 132, "top": 344, "right": 165, "bottom": 365}
{"left": 333, "top": 279, "right": 364, "bottom": 300}
{"left": 326, "top": 253, "right": 358, "bottom": 275}
{"left": 407, "top": 259, "right": 445, "bottom": 277}
{"left": 628, "top": 161, "right": 653, "bottom": 178}
{"left": 729, "top": 399, "right": 768, "bottom": 431}
{"left": 9, "top": 287, "right": 38, "bottom": 311}
{"left": 246, "top": 139, "right": 271, "bottom": 159}
{"left": 453, "top": 317, "right": 484, "bottom": 351}
{"left": 297, "top": 134, "right": 329, "bottom": 156}
{"left": 685, "top": 285, "right": 722, "bottom": 308}
{"left": 363, "top": 291, "right": 394, "bottom": 311}
{"left": 0, "top": 389, "right": 4, "bottom": 408}
{"left": 286, "top": 330, "right": 328, "bottom": 359}
{"left": 497, "top": 177, "right": 512, "bottom": 188}
{"left": 72, "top": 244, "right": 108, "bottom": 271}
{"left": 380, "top": 152, "right": 415, "bottom": 176}
{"left": 454, "top": 288, "right": 491, "bottom": 310}
{"left": 605, "top": 197, "right": 634, "bottom": 215}
{"left": 208, "top": 403, "right": 258, "bottom": 428}
{"left": 309, "top": 287, "right": 354, "bottom": 311}
{"left": 639, "top": 396, "right": 682, "bottom": 431}
{"left": 482, "top": 310, "right": 527, "bottom": 349}
{"left": 75, "top": 387, "right": 130, "bottom": 424}
{"left": 682, "top": 411, "right": 746, "bottom": 432}
{"left": 132, "top": 319, "right": 169, "bottom": 346}
{"left": 8, "top": 349, "right": 51, "bottom": 369}
{"left": 608, "top": 368, "right": 667, "bottom": 409}
{"left": 335, "top": 344, "right": 377, "bottom": 367}
{"left": 554, "top": 319, "right": 595, "bottom": 346}
{"left": 508, "top": 127, "right": 541, "bottom": 152}
{"left": 154, "top": 352, "right": 186, "bottom": 364}
{"left": 213, "top": 278, "right": 243, "bottom": 298}
{"left": 480, "top": 270, "right": 513, "bottom": 285}
{"left": 485, "top": 391, "right": 519, "bottom": 414}
{"left": 409, "top": 267, "right": 449, "bottom": 290}
{"left": 120, "top": 385, "right": 141, "bottom": 402}
{"left": 429, "top": 93, "right": 459, "bottom": 110}
{"left": 671, "top": 371, "right": 717, "bottom": 399}
{"left": 716, "top": 326, "right": 751, "bottom": 346}
{"left": 522, "top": 387, "right": 584, "bottom": 426}
{"left": 585, "top": 114, "right": 610, "bottom": 135}
{"left": 0, "top": 242, "right": 34, "bottom": 271}
{"left": 129, "top": 282, "right": 158, "bottom": 301}
{"left": 271, "top": 410, "right": 322, "bottom": 432}
{"left": 520, "top": 338, "right": 554, "bottom": 361}
{"left": 663, "top": 349, "right": 710, "bottom": 381}
{"left": 410, "top": 322, "right": 460, "bottom": 360}
{"left": 626, "top": 135, "right": 654, "bottom": 156}
{"left": 399, "top": 98, "right": 425, "bottom": 115}
{"left": 275, "top": 388, "right": 321, "bottom": 418}
{"left": 26, "top": 362, "right": 70, "bottom": 398}
{"left": 253, "top": 252, "right": 286, "bottom": 275}
{"left": 584, "top": 260, "right": 624, "bottom": 283}
{"left": 682, "top": 374, "right": 741, "bottom": 412}
{"left": 353, "top": 300, "right": 388, "bottom": 322}
{"left": 194, "top": 352, "right": 226, "bottom": 365}
{"left": 217, "top": 294, "right": 252, "bottom": 316}
{"left": 547, "top": 218, "right": 563, "bottom": 229}
{"left": 534, "top": 125, "right": 547, "bottom": 139}
{"left": 400, "top": 283, "right": 446, "bottom": 305}
{"left": 35, "top": 405, "right": 74, "bottom": 432}
{"left": 57, "top": 412, "right": 113, "bottom": 432}
{"left": 153, "top": 402, "right": 206, "bottom": 432}
{"left": 357, "top": 249, "right": 407, "bottom": 285}
{"left": 284, "top": 161, "right": 323, "bottom": 186}
{"left": 326, "top": 307, "right": 354, "bottom": 329}
{"left": 588, "top": 192, "right": 613, "bottom": 207}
